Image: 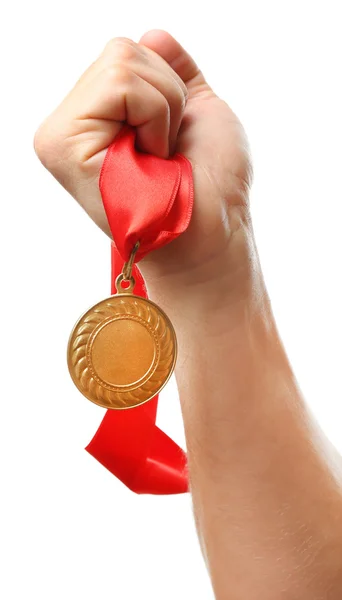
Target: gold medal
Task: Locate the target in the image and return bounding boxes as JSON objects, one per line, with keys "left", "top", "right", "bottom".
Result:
{"left": 67, "top": 244, "right": 177, "bottom": 410}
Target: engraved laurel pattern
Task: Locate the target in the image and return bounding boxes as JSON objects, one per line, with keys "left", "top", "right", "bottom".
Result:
{"left": 68, "top": 296, "right": 176, "bottom": 409}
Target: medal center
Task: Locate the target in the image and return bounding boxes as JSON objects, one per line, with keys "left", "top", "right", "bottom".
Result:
{"left": 90, "top": 317, "right": 155, "bottom": 387}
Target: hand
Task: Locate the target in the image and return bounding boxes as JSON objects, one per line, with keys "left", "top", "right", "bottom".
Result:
{"left": 34, "top": 30, "right": 254, "bottom": 303}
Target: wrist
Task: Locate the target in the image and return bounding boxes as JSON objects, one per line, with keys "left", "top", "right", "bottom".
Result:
{"left": 140, "top": 205, "right": 269, "bottom": 337}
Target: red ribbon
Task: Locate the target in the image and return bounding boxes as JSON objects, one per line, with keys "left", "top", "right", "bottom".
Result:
{"left": 85, "top": 126, "right": 194, "bottom": 494}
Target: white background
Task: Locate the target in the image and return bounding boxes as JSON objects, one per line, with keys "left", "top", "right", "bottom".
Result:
{"left": 1, "top": 1, "right": 342, "bottom": 598}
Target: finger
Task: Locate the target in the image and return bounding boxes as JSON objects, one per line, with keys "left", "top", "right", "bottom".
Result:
{"left": 76, "top": 66, "right": 171, "bottom": 158}
{"left": 121, "top": 64, "right": 185, "bottom": 155}
{"left": 100, "top": 38, "right": 187, "bottom": 154}
{"left": 139, "top": 30, "right": 212, "bottom": 97}
{"left": 101, "top": 37, "right": 188, "bottom": 98}
{"left": 129, "top": 65, "right": 185, "bottom": 155}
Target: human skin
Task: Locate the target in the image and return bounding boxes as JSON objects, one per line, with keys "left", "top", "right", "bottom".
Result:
{"left": 34, "top": 30, "right": 342, "bottom": 599}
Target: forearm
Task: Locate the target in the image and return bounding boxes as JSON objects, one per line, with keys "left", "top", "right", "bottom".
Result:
{"left": 144, "top": 210, "right": 342, "bottom": 599}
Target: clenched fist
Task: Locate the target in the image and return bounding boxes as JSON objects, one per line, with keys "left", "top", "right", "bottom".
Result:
{"left": 34, "top": 30, "right": 253, "bottom": 304}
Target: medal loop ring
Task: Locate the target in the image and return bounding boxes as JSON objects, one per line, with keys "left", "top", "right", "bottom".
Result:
{"left": 122, "top": 241, "right": 140, "bottom": 280}
{"left": 116, "top": 241, "right": 140, "bottom": 294}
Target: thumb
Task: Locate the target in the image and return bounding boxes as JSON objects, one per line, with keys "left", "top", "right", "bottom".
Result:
{"left": 139, "top": 30, "right": 212, "bottom": 98}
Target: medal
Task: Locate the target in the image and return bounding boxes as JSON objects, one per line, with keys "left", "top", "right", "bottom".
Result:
{"left": 67, "top": 242, "right": 177, "bottom": 410}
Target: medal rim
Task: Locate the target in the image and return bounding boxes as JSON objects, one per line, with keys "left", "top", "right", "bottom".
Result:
{"left": 67, "top": 293, "right": 177, "bottom": 410}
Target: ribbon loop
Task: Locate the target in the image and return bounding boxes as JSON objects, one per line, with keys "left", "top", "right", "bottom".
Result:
{"left": 99, "top": 125, "right": 194, "bottom": 262}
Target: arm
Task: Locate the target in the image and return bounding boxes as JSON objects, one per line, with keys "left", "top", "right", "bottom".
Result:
{"left": 144, "top": 210, "right": 342, "bottom": 598}
{"left": 34, "top": 29, "right": 342, "bottom": 599}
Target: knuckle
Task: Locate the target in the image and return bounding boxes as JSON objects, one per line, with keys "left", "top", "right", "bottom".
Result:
{"left": 33, "top": 122, "right": 53, "bottom": 166}
{"left": 156, "top": 94, "right": 170, "bottom": 118}
{"left": 181, "top": 88, "right": 188, "bottom": 109}
{"left": 34, "top": 119, "right": 69, "bottom": 172}
{"left": 171, "top": 85, "right": 187, "bottom": 113}
{"left": 104, "top": 64, "right": 132, "bottom": 86}
{"left": 104, "top": 37, "right": 137, "bottom": 62}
